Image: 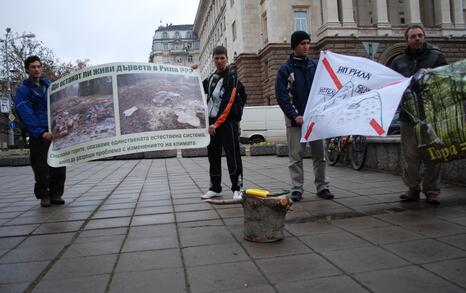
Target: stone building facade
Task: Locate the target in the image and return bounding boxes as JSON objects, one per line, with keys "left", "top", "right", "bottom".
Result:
{"left": 148, "top": 24, "right": 200, "bottom": 66}
{"left": 194, "top": 0, "right": 466, "bottom": 105}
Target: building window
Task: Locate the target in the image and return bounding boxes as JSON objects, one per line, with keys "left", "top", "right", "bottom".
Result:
{"left": 162, "top": 32, "right": 168, "bottom": 39}
{"left": 176, "top": 56, "right": 182, "bottom": 63}
{"left": 294, "top": 11, "right": 308, "bottom": 32}
{"left": 175, "top": 31, "right": 181, "bottom": 39}
{"left": 163, "top": 43, "right": 168, "bottom": 50}
{"left": 188, "top": 55, "right": 193, "bottom": 63}
{"left": 163, "top": 56, "right": 170, "bottom": 64}
{"left": 261, "top": 12, "right": 268, "bottom": 43}
{"left": 186, "top": 31, "right": 192, "bottom": 39}
{"left": 232, "top": 21, "right": 237, "bottom": 41}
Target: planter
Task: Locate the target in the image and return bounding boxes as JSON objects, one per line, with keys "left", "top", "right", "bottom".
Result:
{"left": 250, "top": 144, "right": 276, "bottom": 156}
{"left": 144, "top": 149, "right": 177, "bottom": 159}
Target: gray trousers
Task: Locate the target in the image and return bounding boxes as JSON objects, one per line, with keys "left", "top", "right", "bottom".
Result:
{"left": 286, "top": 122, "right": 329, "bottom": 194}
{"left": 400, "top": 121, "right": 441, "bottom": 195}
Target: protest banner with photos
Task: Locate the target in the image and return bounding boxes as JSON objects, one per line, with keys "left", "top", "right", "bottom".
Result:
{"left": 405, "top": 59, "right": 466, "bottom": 162}
{"left": 47, "top": 62, "right": 209, "bottom": 167}
{"left": 301, "top": 51, "right": 411, "bottom": 142}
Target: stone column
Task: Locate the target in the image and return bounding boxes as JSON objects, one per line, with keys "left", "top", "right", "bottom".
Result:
{"left": 341, "top": 0, "right": 357, "bottom": 27}
{"left": 375, "top": 0, "right": 392, "bottom": 33}
{"left": 451, "top": 0, "right": 466, "bottom": 27}
{"left": 436, "top": 0, "right": 453, "bottom": 28}
{"left": 406, "top": 0, "right": 421, "bottom": 24}
{"left": 322, "top": 0, "right": 341, "bottom": 26}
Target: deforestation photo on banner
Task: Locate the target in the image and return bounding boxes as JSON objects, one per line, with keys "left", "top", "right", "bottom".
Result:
{"left": 404, "top": 59, "right": 466, "bottom": 162}
{"left": 301, "top": 51, "right": 411, "bottom": 142}
{"left": 47, "top": 63, "right": 209, "bottom": 167}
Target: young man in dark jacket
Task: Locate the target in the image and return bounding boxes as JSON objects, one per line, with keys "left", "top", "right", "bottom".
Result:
{"left": 201, "top": 46, "right": 247, "bottom": 200}
{"left": 14, "top": 56, "right": 66, "bottom": 207}
{"left": 275, "top": 31, "right": 333, "bottom": 202}
{"left": 390, "top": 25, "right": 447, "bottom": 204}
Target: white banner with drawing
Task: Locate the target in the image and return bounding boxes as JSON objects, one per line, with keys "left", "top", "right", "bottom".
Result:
{"left": 47, "top": 62, "right": 209, "bottom": 167}
{"left": 301, "top": 51, "right": 412, "bottom": 142}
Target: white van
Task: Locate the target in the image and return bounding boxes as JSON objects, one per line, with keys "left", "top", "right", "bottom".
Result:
{"left": 240, "top": 105, "right": 286, "bottom": 144}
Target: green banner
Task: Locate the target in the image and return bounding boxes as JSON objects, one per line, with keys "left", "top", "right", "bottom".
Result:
{"left": 404, "top": 59, "right": 466, "bottom": 162}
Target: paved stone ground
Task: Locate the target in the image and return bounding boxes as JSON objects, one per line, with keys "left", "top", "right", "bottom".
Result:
{"left": 0, "top": 156, "right": 465, "bottom": 293}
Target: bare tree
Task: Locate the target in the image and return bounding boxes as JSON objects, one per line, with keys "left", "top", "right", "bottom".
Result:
{"left": 1, "top": 30, "right": 90, "bottom": 92}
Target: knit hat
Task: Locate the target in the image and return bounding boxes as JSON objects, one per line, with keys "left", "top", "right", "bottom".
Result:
{"left": 291, "top": 31, "right": 310, "bottom": 49}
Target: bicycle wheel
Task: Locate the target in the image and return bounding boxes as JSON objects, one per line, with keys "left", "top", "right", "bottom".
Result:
{"left": 350, "top": 135, "right": 367, "bottom": 170}
{"left": 325, "top": 138, "right": 340, "bottom": 166}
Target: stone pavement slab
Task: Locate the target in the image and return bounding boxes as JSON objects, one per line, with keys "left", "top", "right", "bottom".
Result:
{"left": 321, "top": 246, "right": 409, "bottom": 274}
{"left": 0, "top": 156, "right": 464, "bottom": 292}
{"left": 187, "top": 261, "right": 269, "bottom": 293}
{"left": 353, "top": 266, "right": 464, "bottom": 293}
{"left": 275, "top": 275, "right": 368, "bottom": 293}
{"left": 423, "top": 258, "right": 466, "bottom": 288}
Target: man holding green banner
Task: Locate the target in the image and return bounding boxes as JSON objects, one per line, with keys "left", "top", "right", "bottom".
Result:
{"left": 390, "top": 25, "right": 448, "bottom": 204}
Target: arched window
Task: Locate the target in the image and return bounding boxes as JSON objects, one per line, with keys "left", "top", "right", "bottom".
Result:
{"left": 162, "top": 32, "right": 168, "bottom": 39}
{"left": 186, "top": 31, "right": 192, "bottom": 39}
{"left": 187, "top": 55, "right": 193, "bottom": 63}
{"left": 175, "top": 31, "right": 181, "bottom": 39}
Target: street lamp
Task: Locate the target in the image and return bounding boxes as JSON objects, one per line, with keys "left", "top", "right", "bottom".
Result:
{"left": 0, "top": 28, "right": 35, "bottom": 146}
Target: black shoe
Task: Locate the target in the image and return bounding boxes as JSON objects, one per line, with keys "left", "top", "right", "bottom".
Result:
{"left": 40, "top": 196, "right": 51, "bottom": 207}
{"left": 290, "top": 191, "right": 303, "bottom": 202}
{"left": 317, "top": 189, "right": 334, "bottom": 200}
{"left": 51, "top": 198, "right": 65, "bottom": 205}
{"left": 400, "top": 190, "right": 420, "bottom": 202}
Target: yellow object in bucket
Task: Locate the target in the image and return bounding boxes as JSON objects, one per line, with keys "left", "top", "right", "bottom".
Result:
{"left": 245, "top": 189, "right": 270, "bottom": 198}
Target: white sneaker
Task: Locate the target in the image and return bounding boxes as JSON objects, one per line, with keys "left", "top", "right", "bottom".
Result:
{"left": 201, "top": 190, "right": 221, "bottom": 199}
{"left": 233, "top": 190, "right": 243, "bottom": 200}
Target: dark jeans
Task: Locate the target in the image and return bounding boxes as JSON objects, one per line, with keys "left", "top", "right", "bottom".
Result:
{"left": 207, "top": 120, "right": 243, "bottom": 192}
{"left": 29, "top": 137, "right": 66, "bottom": 199}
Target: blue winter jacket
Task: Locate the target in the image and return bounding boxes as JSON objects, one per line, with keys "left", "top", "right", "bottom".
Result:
{"left": 13, "top": 77, "right": 51, "bottom": 138}
{"left": 275, "top": 55, "right": 317, "bottom": 127}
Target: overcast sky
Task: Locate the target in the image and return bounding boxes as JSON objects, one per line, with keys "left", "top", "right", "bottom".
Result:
{"left": 1, "top": 0, "right": 200, "bottom": 65}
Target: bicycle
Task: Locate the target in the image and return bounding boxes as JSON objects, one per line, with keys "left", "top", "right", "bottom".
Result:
{"left": 325, "top": 135, "right": 367, "bottom": 170}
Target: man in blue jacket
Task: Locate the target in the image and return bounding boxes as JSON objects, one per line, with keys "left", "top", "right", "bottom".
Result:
{"left": 14, "top": 56, "right": 66, "bottom": 207}
{"left": 275, "top": 31, "right": 333, "bottom": 202}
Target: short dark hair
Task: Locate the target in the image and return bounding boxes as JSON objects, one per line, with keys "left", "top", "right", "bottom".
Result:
{"left": 212, "top": 46, "right": 227, "bottom": 56}
{"left": 24, "top": 55, "right": 41, "bottom": 69}
{"left": 404, "top": 25, "right": 426, "bottom": 40}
